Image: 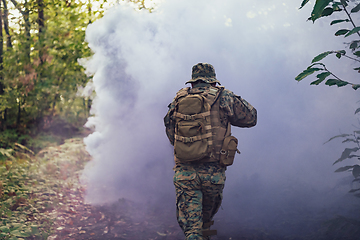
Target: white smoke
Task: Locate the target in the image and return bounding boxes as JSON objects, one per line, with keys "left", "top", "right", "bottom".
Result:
{"left": 80, "top": 0, "right": 359, "bottom": 236}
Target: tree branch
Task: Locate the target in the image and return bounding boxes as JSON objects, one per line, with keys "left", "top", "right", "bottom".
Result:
{"left": 342, "top": 2, "right": 360, "bottom": 38}
{"left": 9, "top": 0, "right": 25, "bottom": 16}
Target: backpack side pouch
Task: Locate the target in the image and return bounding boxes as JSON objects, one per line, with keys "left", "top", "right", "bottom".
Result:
{"left": 219, "top": 136, "right": 240, "bottom": 166}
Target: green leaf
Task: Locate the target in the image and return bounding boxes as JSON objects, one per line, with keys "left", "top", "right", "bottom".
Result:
{"left": 345, "top": 26, "right": 360, "bottom": 37}
{"left": 353, "top": 84, "right": 360, "bottom": 90}
{"left": 342, "top": 138, "right": 358, "bottom": 143}
{"left": 317, "top": 72, "right": 331, "bottom": 79}
{"left": 332, "top": 2, "right": 342, "bottom": 11}
{"left": 324, "top": 133, "right": 351, "bottom": 143}
{"left": 325, "top": 79, "right": 349, "bottom": 87}
{"left": 350, "top": 41, "right": 359, "bottom": 50}
{"left": 353, "top": 165, "right": 360, "bottom": 178}
{"left": 351, "top": 3, "right": 360, "bottom": 13}
{"left": 322, "top": 7, "right": 334, "bottom": 17}
{"left": 310, "top": 0, "right": 333, "bottom": 22}
{"left": 340, "top": 0, "right": 348, "bottom": 7}
{"left": 295, "top": 67, "right": 323, "bottom": 81}
{"left": 335, "top": 29, "right": 350, "bottom": 36}
{"left": 354, "top": 51, "right": 360, "bottom": 57}
{"left": 31, "top": 225, "right": 39, "bottom": 235}
{"left": 310, "top": 72, "right": 331, "bottom": 85}
{"left": 0, "top": 226, "right": 10, "bottom": 233}
{"left": 349, "top": 188, "right": 360, "bottom": 193}
{"left": 0, "top": 148, "right": 15, "bottom": 160}
{"left": 310, "top": 79, "right": 325, "bottom": 85}
{"left": 330, "top": 19, "right": 350, "bottom": 25}
{"left": 334, "top": 147, "right": 360, "bottom": 165}
{"left": 335, "top": 50, "right": 346, "bottom": 59}
{"left": 334, "top": 165, "right": 355, "bottom": 172}
{"left": 300, "top": 0, "right": 310, "bottom": 9}
{"left": 311, "top": 51, "right": 333, "bottom": 63}
{"left": 11, "top": 229, "right": 30, "bottom": 237}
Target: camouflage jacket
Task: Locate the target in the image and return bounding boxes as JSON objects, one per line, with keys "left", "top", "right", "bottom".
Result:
{"left": 164, "top": 85, "right": 257, "bottom": 146}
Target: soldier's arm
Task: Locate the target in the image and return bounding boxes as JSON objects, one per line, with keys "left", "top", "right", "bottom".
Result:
{"left": 164, "top": 101, "right": 176, "bottom": 145}
{"left": 220, "top": 90, "right": 257, "bottom": 128}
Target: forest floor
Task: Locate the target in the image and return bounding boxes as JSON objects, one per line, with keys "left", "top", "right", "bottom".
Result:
{"left": 38, "top": 134, "right": 185, "bottom": 240}
{"left": 41, "top": 134, "right": 284, "bottom": 240}
{"left": 5, "top": 129, "right": 359, "bottom": 240}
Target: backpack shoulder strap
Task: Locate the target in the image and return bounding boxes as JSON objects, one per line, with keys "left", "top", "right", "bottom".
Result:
{"left": 174, "top": 87, "right": 190, "bottom": 102}
{"left": 206, "top": 86, "right": 224, "bottom": 106}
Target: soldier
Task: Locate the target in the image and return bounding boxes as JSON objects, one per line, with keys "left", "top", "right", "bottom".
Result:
{"left": 164, "top": 63, "right": 257, "bottom": 240}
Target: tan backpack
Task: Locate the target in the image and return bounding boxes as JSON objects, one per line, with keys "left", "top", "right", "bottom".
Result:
{"left": 173, "top": 86, "right": 222, "bottom": 162}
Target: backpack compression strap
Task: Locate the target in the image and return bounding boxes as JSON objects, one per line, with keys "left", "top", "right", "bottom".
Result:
{"left": 173, "top": 111, "right": 211, "bottom": 120}
{"left": 174, "top": 132, "right": 212, "bottom": 143}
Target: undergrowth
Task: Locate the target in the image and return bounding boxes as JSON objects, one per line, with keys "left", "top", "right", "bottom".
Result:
{"left": 0, "top": 138, "right": 91, "bottom": 240}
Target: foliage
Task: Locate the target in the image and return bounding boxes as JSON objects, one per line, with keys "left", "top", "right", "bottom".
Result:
{"left": 295, "top": 0, "right": 360, "bottom": 90}
{"left": 324, "top": 107, "right": 360, "bottom": 197}
{"left": 0, "top": 0, "right": 156, "bottom": 159}
{"left": 0, "top": 0, "right": 104, "bottom": 138}
{"left": 0, "top": 138, "right": 91, "bottom": 239}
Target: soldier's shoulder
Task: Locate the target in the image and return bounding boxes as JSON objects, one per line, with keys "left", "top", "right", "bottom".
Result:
{"left": 219, "top": 88, "right": 236, "bottom": 97}
{"left": 176, "top": 87, "right": 190, "bottom": 94}
{"left": 175, "top": 87, "right": 190, "bottom": 98}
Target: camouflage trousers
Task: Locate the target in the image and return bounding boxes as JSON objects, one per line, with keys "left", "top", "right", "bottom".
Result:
{"left": 173, "top": 162, "right": 226, "bottom": 240}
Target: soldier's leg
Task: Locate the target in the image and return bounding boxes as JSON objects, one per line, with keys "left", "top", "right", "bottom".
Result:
{"left": 174, "top": 165, "right": 204, "bottom": 239}
{"left": 200, "top": 164, "right": 226, "bottom": 224}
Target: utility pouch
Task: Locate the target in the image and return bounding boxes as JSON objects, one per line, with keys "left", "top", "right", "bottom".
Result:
{"left": 219, "top": 136, "right": 240, "bottom": 166}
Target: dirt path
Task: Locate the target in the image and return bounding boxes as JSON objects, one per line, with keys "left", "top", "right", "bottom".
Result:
{"left": 40, "top": 138, "right": 285, "bottom": 240}
{"left": 38, "top": 137, "right": 183, "bottom": 240}
{"left": 47, "top": 186, "right": 184, "bottom": 240}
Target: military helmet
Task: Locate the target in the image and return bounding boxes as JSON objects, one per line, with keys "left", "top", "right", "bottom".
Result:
{"left": 185, "top": 63, "right": 221, "bottom": 85}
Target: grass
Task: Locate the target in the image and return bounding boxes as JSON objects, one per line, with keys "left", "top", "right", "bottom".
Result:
{"left": 0, "top": 138, "right": 91, "bottom": 240}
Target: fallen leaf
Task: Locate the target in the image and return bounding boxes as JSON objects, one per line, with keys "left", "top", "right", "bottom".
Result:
{"left": 157, "top": 231, "right": 167, "bottom": 236}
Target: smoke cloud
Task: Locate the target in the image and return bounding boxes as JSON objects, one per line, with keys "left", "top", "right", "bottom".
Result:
{"left": 81, "top": 0, "right": 360, "bottom": 238}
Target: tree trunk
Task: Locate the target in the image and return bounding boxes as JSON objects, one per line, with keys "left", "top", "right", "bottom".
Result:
{"left": 2, "top": 0, "right": 12, "bottom": 48}
{"left": 0, "top": 0, "right": 4, "bottom": 95}
{"left": 23, "top": 0, "right": 30, "bottom": 64}
{"left": 10, "top": 0, "right": 31, "bottom": 64}
{"left": 37, "top": 0, "right": 44, "bottom": 64}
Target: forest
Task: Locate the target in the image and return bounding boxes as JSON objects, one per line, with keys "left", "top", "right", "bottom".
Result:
{"left": 1, "top": 0, "right": 360, "bottom": 239}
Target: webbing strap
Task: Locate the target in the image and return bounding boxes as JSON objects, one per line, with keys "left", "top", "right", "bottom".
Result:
{"left": 203, "top": 221, "right": 214, "bottom": 228}
{"left": 175, "top": 132, "right": 212, "bottom": 143}
{"left": 202, "top": 229, "right": 217, "bottom": 237}
{"left": 173, "top": 111, "right": 210, "bottom": 120}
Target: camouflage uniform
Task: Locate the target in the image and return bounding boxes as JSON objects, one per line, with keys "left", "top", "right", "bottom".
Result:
{"left": 164, "top": 63, "right": 257, "bottom": 240}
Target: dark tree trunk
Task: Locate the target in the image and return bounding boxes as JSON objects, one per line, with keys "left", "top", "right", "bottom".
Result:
{"left": 37, "top": 0, "right": 44, "bottom": 64}
{"left": 2, "top": 0, "right": 12, "bottom": 48}
{"left": 0, "top": 0, "right": 4, "bottom": 95}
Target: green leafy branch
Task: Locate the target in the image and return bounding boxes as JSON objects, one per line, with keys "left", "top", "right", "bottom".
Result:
{"left": 296, "top": 50, "right": 360, "bottom": 89}
{"left": 324, "top": 107, "right": 360, "bottom": 197}
{"left": 296, "top": 0, "right": 360, "bottom": 89}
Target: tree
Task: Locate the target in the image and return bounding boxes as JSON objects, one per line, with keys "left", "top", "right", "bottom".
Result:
{"left": 0, "top": 0, "right": 109, "bottom": 140}
{"left": 295, "top": 0, "right": 360, "bottom": 90}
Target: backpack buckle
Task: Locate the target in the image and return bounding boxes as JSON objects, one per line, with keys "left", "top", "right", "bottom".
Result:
{"left": 183, "top": 115, "right": 194, "bottom": 120}
{"left": 184, "top": 137, "right": 194, "bottom": 143}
